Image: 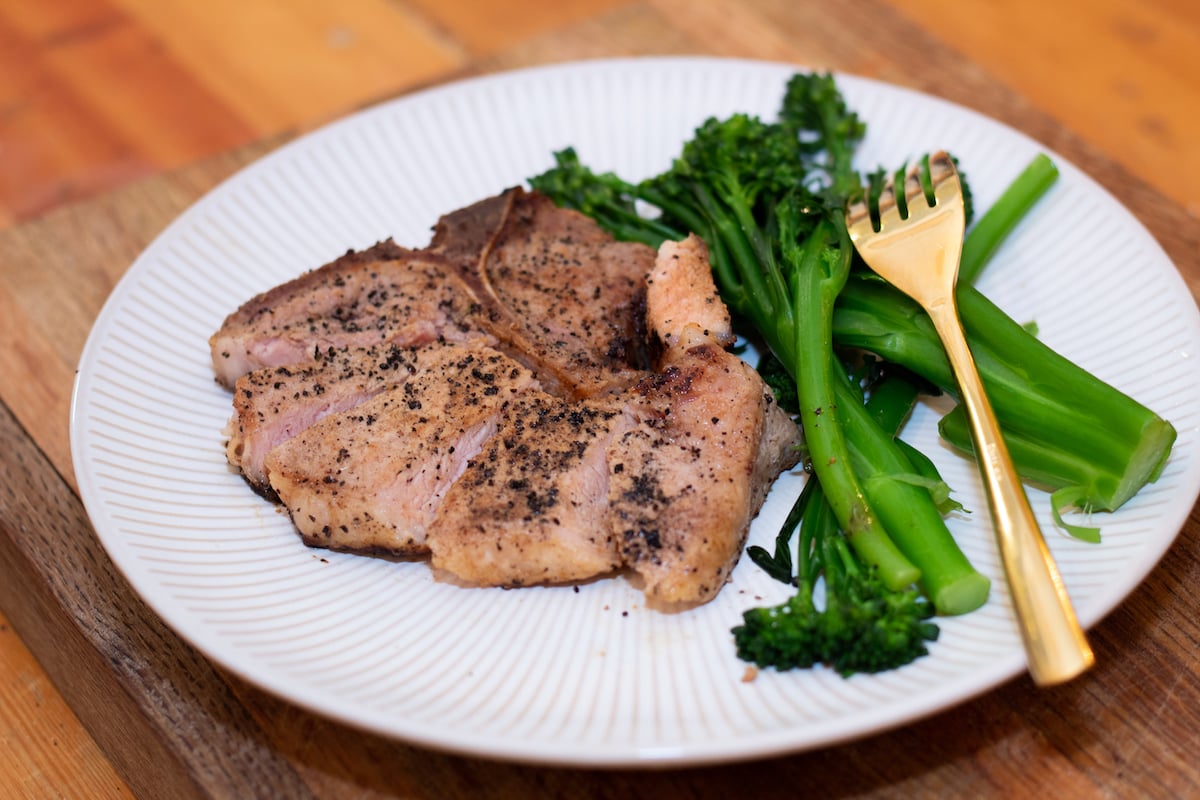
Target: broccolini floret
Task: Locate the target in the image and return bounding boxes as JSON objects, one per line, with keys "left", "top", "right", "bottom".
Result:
{"left": 734, "top": 479, "right": 938, "bottom": 676}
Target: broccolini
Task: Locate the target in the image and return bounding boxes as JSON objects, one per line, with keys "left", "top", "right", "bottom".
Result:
{"left": 530, "top": 70, "right": 1177, "bottom": 674}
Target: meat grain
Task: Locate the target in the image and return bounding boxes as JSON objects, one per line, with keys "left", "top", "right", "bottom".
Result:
{"left": 211, "top": 189, "right": 801, "bottom": 605}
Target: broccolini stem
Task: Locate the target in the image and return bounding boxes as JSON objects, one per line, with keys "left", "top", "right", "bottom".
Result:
{"left": 959, "top": 154, "right": 1058, "bottom": 284}
{"left": 746, "top": 475, "right": 812, "bottom": 584}
{"left": 601, "top": 211, "right": 682, "bottom": 248}
{"left": 951, "top": 287, "right": 1175, "bottom": 510}
{"left": 796, "top": 478, "right": 825, "bottom": 593}
{"left": 635, "top": 183, "right": 708, "bottom": 249}
{"left": 834, "top": 274, "right": 1176, "bottom": 513}
{"left": 834, "top": 370, "right": 991, "bottom": 614}
{"left": 691, "top": 181, "right": 781, "bottom": 321}
{"left": 805, "top": 479, "right": 841, "bottom": 583}
{"left": 862, "top": 369, "right": 962, "bottom": 514}
{"left": 714, "top": 166, "right": 792, "bottom": 314}
{"left": 784, "top": 209, "right": 919, "bottom": 590}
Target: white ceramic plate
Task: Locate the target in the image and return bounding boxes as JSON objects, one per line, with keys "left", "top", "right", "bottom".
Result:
{"left": 70, "top": 57, "right": 1200, "bottom": 767}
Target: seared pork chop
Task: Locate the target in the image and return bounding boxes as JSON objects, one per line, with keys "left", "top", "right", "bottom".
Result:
{"left": 644, "top": 234, "right": 736, "bottom": 349}
{"left": 608, "top": 236, "right": 799, "bottom": 604}
{"left": 609, "top": 325, "right": 794, "bottom": 603}
{"left": 427, "top": 393, "right": 630, "bottom": 586}
{"left": 210, "top": 241, "right": 494, "bottom": 390}
{"left": 265, "top": 344, "right": 540, "bottom": 554}
{"left": 211, "top": 189, "right": 654, "bottom": 396}
{"left": 212, "top": 192, "right": 801, "bottom": 606}
{"left": 439, "top": 190, "right": 652, "bottom": 398}
{"left": 227, "top": 343, "right": 432, "bottom": 492}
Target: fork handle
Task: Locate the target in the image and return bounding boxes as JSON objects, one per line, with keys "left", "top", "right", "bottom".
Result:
{"left": 927, "top": 300, "right": 1095, "bottom": 687}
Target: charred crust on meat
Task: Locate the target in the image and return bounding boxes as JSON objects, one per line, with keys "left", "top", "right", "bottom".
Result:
{"left": 244, "top": 476, "right": 280, "bottom": 503}
{"left": 623, "top": 527, "right": 662, "bottom": 550}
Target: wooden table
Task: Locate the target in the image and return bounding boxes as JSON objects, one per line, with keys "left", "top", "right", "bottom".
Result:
{"left": 2, "top": 1, "right": 1198, "bottom": 797}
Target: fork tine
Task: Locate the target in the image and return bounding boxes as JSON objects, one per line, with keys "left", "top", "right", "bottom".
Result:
{"left": 846, "top": 192, "right": 872, "bottom": 234}
{"left": 928, "top": 151, "right": 961, "bottom": 208}
{"left": 876, "top": 172, "right": 903, "bottom": 231}
{"left": 846, "top": 152, "right": 961, "bottom": 237}
{"left": 903, "top": 160, "right": 928, "bottom": 213}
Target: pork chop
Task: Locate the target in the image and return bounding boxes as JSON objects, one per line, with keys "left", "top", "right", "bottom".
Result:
{"left": 210, "top": 241, "right": 494, "bottom": 389}
{"left": 226, "top": 343, "right": 431, "bottom": 493}
{"left": 438, "top": 190, "right": 653, "bottom": 398}
{"left": 427, "top": 393, "right": 630, "bottom": 586}
{"left": 608, "top": 236, "right": 800, "bottom": 604}
{"left": 431, "top": 235, "right": 799, "bottom": 601}
{"left": 264, "top": 344, "right": 540, "bottom": 554}
{"left": 211, "top": 189, "right": 653, "bottom": 397}
{"left": 211, "top": 193, "right": 801, "bottom": 606}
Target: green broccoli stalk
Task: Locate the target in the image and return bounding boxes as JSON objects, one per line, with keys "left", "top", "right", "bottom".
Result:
{"left": 780, "top": 198, "right": 919, "bottom": 590}
{"left": 777, "top": 198, "right": 986, "bottom": 610}
{"left": 836, "top": 362, "right": 991, "bottom": 613}
{"left": 821, "top": 356, "right": 988, "bottom": 613}
{"left": 750, "top": 357, "right": 986, "bottom": 614}
{"left": 833, "top": 274, "right": 1177, "bottom": 521}
{"left": 862, "top": 364, "right": 964, "bottom": 516}
{"left": 745, "top": 469, "right": 813, "bottom": 583}
{"left": 958, "top": 153, "right": 1058, "bottom": 285}
{"left": 739, "top": 365, "right": 959, "bottom": 674}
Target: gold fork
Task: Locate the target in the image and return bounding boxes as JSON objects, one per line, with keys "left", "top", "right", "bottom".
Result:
{"left": 845, "top": 152, "right": 1094, "bottom": 686}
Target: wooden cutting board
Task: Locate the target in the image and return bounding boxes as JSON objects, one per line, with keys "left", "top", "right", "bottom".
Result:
{"left": 2, "top": 1, "right": 1198, "bottom": 797}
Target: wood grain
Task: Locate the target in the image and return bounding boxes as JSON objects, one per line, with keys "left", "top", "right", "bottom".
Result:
{"left": 3, "top": 0, "right": 1198, "bottom": 227}
{"left": 889, "top": 0, "right": 1200, "bottom": 216}
{"left": 405, "top": 0, "right": 631, "bottom": 55}
{"left": 0, "top": 0, "right": 1198, "bottom": 797}
{"left": 108, "top": 0, "right": 463, "bottom": 129}
{"left": 0, "top": 399, "right": 315, "bottom": 800}
{"left": 0, "top": 611, "right": 130, "bottom": 798}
